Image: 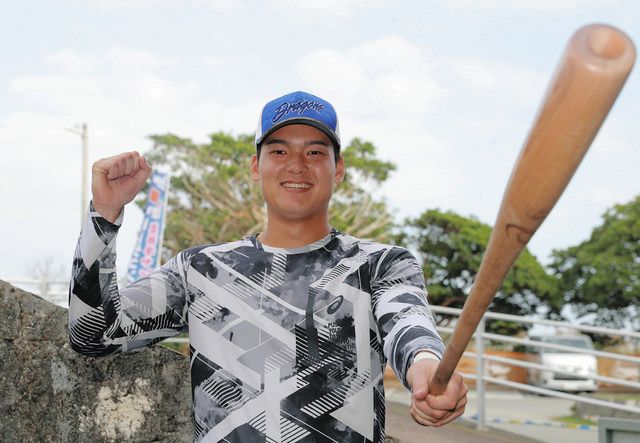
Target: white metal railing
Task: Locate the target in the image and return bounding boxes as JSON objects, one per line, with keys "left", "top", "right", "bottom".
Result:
{"left": 473, "top": 352, "right": 640, "bottom": 391}
{"left": 431, "top": 305, "right": 640, "bottom": 431}
{"left": 438, "top": 325, "right": 640, "bottom": 365}
{"left": 434, "top": 305, "right": 640, "bottom": 339}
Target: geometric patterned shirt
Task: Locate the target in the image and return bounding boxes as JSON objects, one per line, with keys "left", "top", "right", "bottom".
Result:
{"left": 68, "top": 204, "right": 445, "bottom": 442}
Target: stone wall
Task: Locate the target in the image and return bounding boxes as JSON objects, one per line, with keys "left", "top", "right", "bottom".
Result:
{"left": 0, "top": 280, "right": 193, "bottom": 442}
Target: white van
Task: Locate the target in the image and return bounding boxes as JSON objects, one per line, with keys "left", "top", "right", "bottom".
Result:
{"left": 527, "top": 335, "right": 598, "bottom": 392}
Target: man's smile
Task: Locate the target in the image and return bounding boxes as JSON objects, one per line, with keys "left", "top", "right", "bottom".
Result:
{"left": 281, "top": 181, "right": 312, "bottom": 190}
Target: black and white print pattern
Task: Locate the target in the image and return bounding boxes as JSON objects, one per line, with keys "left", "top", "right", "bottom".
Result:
{"left": 69, "top": 203, "right": 445, "bottom": 442}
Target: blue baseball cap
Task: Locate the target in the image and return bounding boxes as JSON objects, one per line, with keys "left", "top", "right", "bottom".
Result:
{"left": 255, "top": 91, "right": 341, "bottom": 150}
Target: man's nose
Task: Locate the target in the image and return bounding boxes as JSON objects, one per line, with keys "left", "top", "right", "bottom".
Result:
{"left": 286, "top": 152, "right": 307, "bottom": 173}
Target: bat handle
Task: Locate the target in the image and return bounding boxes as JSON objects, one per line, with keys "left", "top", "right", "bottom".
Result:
{"left": 429, "top": 345, "right": 460, "bottom": 395}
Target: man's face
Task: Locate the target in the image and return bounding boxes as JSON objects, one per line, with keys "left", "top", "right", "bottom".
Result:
{"left": 251, "top": 124, "right": 345, "bottom": 224}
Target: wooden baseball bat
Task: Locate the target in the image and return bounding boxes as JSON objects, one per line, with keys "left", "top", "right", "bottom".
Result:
{"left": 430, "top": 24, "right": 636, "bottom": 395}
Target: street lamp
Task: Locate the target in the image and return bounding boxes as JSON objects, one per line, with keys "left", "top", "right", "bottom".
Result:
{"left": 65, "top": 123, "right": 88, "bottom": 226}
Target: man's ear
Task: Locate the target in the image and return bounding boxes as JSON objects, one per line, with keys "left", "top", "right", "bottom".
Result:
{"left": 250, "top": 154, "right": 260, "bottom": 182}
{"left": 335, "top": 155, "right": 345, "bottom": 184}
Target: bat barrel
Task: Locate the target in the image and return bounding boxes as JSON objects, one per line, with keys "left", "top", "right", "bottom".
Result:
{"left": 429, "top": 25, "right": 635, "bottom": 396}
{"left": 579, "top": 24, "right": 635, "bottom": 64}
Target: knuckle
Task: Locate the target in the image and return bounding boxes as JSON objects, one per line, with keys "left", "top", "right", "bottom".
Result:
{"left": 444, "top": 400, "right": 457, "bottom": 409}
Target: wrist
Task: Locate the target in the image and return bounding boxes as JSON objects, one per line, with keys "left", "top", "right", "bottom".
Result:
{"left": 411, "top": 350, "right": 440, "bottom": 366}
{"left": 91, "top": 201, "right": 123, "bottom": 224}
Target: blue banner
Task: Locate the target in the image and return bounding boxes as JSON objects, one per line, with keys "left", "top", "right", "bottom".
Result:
{"left": 126, "top": 171, "right": 170, "bottom": 283}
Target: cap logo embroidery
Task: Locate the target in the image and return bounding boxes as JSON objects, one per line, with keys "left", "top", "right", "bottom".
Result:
{"left": 272, "top": 100, "right": 325, "bottom": 123}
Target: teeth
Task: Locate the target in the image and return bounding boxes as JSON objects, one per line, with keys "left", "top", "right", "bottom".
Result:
{"left": 282, "top": 182, "right": 311, "bottom": 189}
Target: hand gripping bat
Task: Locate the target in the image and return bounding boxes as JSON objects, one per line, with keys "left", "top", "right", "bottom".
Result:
{"left": 430, "top": 24, "right": 636, "bottom": 395}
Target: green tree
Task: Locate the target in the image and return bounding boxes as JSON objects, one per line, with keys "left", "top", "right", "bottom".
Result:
{"left": 330, "top": 138, "right": 396, "bottom": 240}
{"left": 550, "top": 195, "right": 640, "bottom": 335}
{"left": 142, "top": 132, "right": 397, "bottom": 257}
{"left": 406, "top": 209, "right": 559, "bottom": 335}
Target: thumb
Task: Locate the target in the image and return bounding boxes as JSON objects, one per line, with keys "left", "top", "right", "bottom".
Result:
{"left": 140, "top": 155, "right": 152, "bottom": 173}
{"left": 136, "top": 155, "right": 152, "bottom": 182}
{"left": 411, "top": 370, "right": 429, "bottom": 401}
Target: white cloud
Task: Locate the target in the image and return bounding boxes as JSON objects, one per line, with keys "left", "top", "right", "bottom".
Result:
{"left": 7, "top": 48, "right": 207, "bottom": 134}
{"left": 87, "top": 0, "right": 251, "bottom": 10}
{"left": 45, "top": 49, "right": 98, "bottom": 74}
{"left": 589, "top": 132, "right": 632, "bottom": 155}
{"left": 298, "top": 36, "right": 442, "bottom": 118}
{"left": 294, "top": 36, "right": 553, "bottom": 224}
{"left": 202, "top": 0, "right": 249, "bottom": 8}
{"left": 293, "top": 32, "right": 636, "bottom": 242}
{"left": 9, "top": 47, "right": 188, "bottom": 121}
{"left": 295, "top": 36, "right": 457, "bottom": 218}
{"left": 2, "top": 45, "right": 260, "bottom": 165}
{"left": 203, "top": 54, "right": 259, "bottom": 70}
{"left": 446, "top": 0, "right": 604, "bottom": 13}
{"left": 269, "top": 0, "right": 374, "bottom": 18}
{"left": 46, "top": 47, "right": 174, "bottom": 73}
{"left": 447, "top": 57, "right": 545, "bottom": 101}
{"left": 0, "top": 45, "right": 262, "bottom": 277}
{"left": 591, "top": 187, "right": 619, "bottom": 206}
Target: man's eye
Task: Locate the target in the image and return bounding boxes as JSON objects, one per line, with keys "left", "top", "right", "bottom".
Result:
{"left": 270, "top": 149, "right": 286, "bottom": 155}
{"left": 308, "top": 150, "right": 324, "bottom": 156}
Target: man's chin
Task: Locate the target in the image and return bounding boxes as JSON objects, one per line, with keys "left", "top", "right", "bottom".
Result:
{"left": 267, "top": 205, "right": 328, "bottom": 223}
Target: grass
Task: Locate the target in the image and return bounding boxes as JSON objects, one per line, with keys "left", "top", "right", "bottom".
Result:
{"left": 159, "top": 333, "right": 190, "bottom": 355}
{"left": 160, "top": 341, "right": 187, "bottom": 354}
{"left": 590, "top": 392, "right": 640, "bottom": 402}
{"left": 553, "top": 416, "right": 598, "bottom": 426}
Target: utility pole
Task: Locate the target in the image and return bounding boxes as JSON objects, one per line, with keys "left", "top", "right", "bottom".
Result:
{"left": 66, "top": 123, "right": 89, "bottom": 226}
{"left": 81, "top": 123, "right": 88, "bottom": 222}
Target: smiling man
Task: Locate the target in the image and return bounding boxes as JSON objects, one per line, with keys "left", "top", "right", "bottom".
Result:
{"left": 69, "top": 91, "right": 467, "bottom": 442}
{"left": 251, "top": 123, "right": 343, "bottom": 246}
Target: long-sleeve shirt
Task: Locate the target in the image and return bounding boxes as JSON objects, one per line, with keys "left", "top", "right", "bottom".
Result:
{"left": 69, "top": 204, "right": 445, "bottom": 443}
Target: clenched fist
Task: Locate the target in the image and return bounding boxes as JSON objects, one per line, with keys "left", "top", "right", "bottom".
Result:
{"left": 406, "top": 357, "right": 468, "bottom": 427}
{"left": 91, "top": 151, "right": 152, "bottom": 223}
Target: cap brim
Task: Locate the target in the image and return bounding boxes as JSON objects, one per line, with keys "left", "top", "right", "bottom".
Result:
{"left": 256, "top": 117, "right": 340, "bottom": 150}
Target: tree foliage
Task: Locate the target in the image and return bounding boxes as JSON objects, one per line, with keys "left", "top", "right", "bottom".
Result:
{"left": 142, "top": 132, "right": 397, "bottom": 257}
{"left": 405, "top": 209, "right": 559, "bottom": 335}
{"left": 550, "top": 195, "right": 640, "bottom": 333}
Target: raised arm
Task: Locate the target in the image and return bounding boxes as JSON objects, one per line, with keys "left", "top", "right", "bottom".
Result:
{"left": 91, "top": 151, "right": 152, "bottom": 223}
{"left": 68, "top": 152, "right": 188, "bottom": 356}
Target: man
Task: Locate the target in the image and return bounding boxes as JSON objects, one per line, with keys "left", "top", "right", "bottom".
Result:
{"left": 69, "top": 91, "right": 467, "bottom": 442}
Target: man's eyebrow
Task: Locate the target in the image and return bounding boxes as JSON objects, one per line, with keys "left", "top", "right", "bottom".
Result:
{"left": 304, "top": 140, "right": 329, "bottom": 147}
{"left": 264, "top": 138, "right": 288, "bottom": 146}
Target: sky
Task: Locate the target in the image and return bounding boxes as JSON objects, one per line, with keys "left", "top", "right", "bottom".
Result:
{"left": 1, "top": 0, "right": 639, "bottom": 286}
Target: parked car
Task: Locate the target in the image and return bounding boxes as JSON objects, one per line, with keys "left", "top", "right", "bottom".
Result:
{"left": 527, "top": 335, "right": 598, "bottom": 392}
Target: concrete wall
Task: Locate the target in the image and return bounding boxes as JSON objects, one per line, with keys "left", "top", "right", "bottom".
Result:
{"left": 0, "top": 280, "right": 193, "bottom": 442}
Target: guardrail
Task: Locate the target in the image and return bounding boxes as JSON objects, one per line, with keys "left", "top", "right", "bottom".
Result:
{"left": 431, "top": 305, "right": 640, "bottom": 431}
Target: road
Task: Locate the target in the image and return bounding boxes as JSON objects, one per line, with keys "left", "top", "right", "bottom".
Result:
{"left": 385, "top": 383, "right": 599, "bottom": 443}
{"left": 385, "top": 400, "right": 537, "bottom": 442}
